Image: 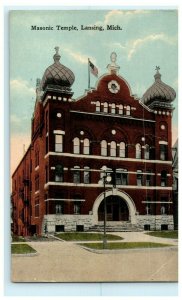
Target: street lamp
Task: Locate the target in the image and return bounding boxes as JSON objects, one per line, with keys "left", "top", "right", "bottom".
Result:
{"left": 102, "top": 166, "right": 112, "bottom": 249}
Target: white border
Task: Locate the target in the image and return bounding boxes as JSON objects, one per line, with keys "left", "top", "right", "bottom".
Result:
{"left": 1, "top": 1, "right": 181, "bottom": 299}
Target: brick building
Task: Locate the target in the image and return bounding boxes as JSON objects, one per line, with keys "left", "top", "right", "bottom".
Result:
{"left": 11, "top": 48, "right": 176, "bottom": 236}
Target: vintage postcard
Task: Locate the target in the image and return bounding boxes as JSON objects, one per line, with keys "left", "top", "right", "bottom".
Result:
{"left": 10, "top": 9, "right": 178, "bottom": 282}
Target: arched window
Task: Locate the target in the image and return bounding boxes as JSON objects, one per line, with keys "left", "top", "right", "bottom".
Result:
{"left": 73, "top": 137, "right": 80, "bottom": 154}
{"left": 96, "top": 101, "right": 100, "bottom": 112}
{"left": 136, "top": 143, "right": 141, "bottom": 159}
{"left": 73, "top": 166, "right": 80, "bottom": 183}
{"left": 110, "top": 141, "right": 116, "bottom": 157}
{"left": 144, "top": 144, "right": 150, "bottom": 160}
{"left": 55, "top": 165, "right": 64, "bottom": 182}
{"left": 119, "top": 104, "right": 123, "bottom": 115}
{"left": 111, "top": 103, "right": 116, "bottom": 114}
{"left": 84, "top": 166, "right": 90, "bottom": 184}
{"left": 103, "top": 102, "right": 108, "bottom": 113}
{"left": 126, "top": 105, "right": 131, "bottom": 116}
{"left": 101, "top": 140, "right": 107, "bottom": 156}
{"left": 83, "top": 138, "right": 90, "bottom": 155}
{"left": 161, "top": 170, "right": 167, "bottom": 187}
{"left": 119, "top": 142, "right": 126, "bottom": 158}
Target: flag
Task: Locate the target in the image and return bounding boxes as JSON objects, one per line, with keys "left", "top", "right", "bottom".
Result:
{"left": 89, "top": 59, "right": 98, "bottom": 77}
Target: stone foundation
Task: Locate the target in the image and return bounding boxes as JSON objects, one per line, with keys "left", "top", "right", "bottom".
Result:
{"left": 43, "top": 214, "right": 93, "bottom": 233}
{"left": 136, "top": 215, "right": 174, "bottom": 230}
{"left": 43, "top": 214, "right": 174, "bottom": 233}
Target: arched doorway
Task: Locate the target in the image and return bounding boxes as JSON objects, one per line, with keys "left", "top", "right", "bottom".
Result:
{"left": 92, "top": 189, "right": 137, "bottom": 225}
{"left": 98, "top": 195, "right": 129, "bottom": 221}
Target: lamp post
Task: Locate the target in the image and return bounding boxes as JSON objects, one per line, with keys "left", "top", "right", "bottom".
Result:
{"left": 102, "top": 167, "right": 112, "bottom": 249}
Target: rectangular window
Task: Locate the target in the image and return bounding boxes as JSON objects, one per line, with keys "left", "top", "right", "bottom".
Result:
{"left": 55, "top": 134, "right": 63, "bottom": 152}
{"left": 55, "top": 165, "right": 64, "bottom": 182}
{"left": 35, "top": 176, "right": 39, "bottom": 191}
{"left": 35, "top": 197, "right": 39, "bottom": 217}
{"left": 55, "top": 203, "right": 64, "bottom": 214}
{"left": 73, "top": 168, "right": 80, "bottom": 183}
{"left": 74, "top": 202, "right": 81, "bottom": 214}
{"left": 146, "top": 174, "right": 151, "bottom": 186}
{"left": 116, "top": 172, "right": 128, "bottom": 185}
{"left": 160, "top": 144, "right": 167, "bottom": 160}
{"left": 84, "top": 168, "right": 90, "bottom": 184}
{"left": 137, "top": 170, "right": 143, "bottom": 186}
{"left": 160, "top": 197, "right": 169, "bottom": 215}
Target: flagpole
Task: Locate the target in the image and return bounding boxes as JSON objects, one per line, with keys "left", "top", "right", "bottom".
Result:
{"left": 88, "top": 58, "right": 90, "bottom": 89}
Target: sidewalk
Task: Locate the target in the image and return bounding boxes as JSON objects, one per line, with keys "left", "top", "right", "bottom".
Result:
{"left": 11, "top": 231, "right": 178, "bottom": 282}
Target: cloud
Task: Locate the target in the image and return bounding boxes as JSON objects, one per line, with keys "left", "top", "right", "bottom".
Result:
{"left": 10, "top": 78, "right": 35, "bottom": 96}
{"left": 64, "top": 48, "right": 97, "bottom": 65}
{"left": 112, "top": 33, "right": 177, "bottom": 60}
{"left": 103, "top": 10, "right": 149, "bottom": 25}
{"left": 127, "top": 34, "right": 177, "bottom": 60}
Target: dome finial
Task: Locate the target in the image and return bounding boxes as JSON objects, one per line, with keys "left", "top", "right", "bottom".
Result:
{"left": 107, "top": 52, "right": 120, "bottom": 74}
{"left": 53, "top": 46, "right": 61, "bottom": 63}
{"left": 154, "top": 65, "right": 161, "bottom": 82}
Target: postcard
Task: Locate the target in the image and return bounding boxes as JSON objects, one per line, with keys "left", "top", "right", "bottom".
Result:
{"left": 10, "top": 9, "right": 178, "bottom": 282}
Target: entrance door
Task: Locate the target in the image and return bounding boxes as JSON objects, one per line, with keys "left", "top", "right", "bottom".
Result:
{"left": 98, "top": 195, "right": 129, "bottom": 221}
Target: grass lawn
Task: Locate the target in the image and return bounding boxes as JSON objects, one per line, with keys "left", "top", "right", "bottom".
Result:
{"left": 79, "top": 242, "right": 173, "bottom": 250}
{"left": 145, "top": 231, "right": 178, "bottom": 239}
{"left": 11, "top": 243, "right": 36, "bottom": 254}
{"left": 55, "top": 232, "right": 123, "bottom": 241}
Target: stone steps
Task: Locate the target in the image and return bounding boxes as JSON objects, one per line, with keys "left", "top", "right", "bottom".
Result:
{"left": 88, "top": 224, "right": 143, "bottom": 232}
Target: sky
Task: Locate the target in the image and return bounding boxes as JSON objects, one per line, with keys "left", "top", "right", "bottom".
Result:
{"left": 10, "top": 9, "right": 178, "bottom": 174}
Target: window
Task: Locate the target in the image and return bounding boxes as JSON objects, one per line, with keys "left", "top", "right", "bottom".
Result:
{"left": 103, "top": 102, "right": 108, "bottom": 113}
{"left": 55, "top": 165, "right": 64, "bottom": 182}
{"left": 144, "top": 144, "right": 150, "bottom": 160}
{"left": 46, "top": 135, "right": 48, "bottom": 154}
{"left": 137, "top": 170, "right": 143, "bottom": 186}
{"left": 45, "top": 165, "right": 48, "bottom": 183}
{"left": 160, "top": 197, "right": 169, "bottom": 215}
{"left": 161, "top": 170, "right": 167, "bottom": 187}
{"left": 145, "top": 197, "right": 153, "bottom": 215}
{"left": 55, "top": 134, "right": 63, "bottom": 152}
{"left": 101, "top": 140, "right": 107, "bottom": 156}
{"left": 136, "top": 143, "right": 141, "bottom": 159}
{"left": 35, "top": 197, "right": 39, "bottom": 217}
{"left": 119, "top": 142, "right": 126, "bottom": 158}
{"left": 111, "top": 103, "right": 116, "bottom": 114}
{"left": 146, "top": 172, "right": 151, "bottom": 186}
{"left": 83, "top": 138, "right": 90, "bottom": 155}
{"left": 96, "top": 101, "right": 100, "bottom": 112}
{"left": 110, "top": 141, "right": 116, "bottom": 157}
{"left": 35, "top": 176, "right": 39, "bottom": 191}
{"left": 119, "top": 104, "right": 123, "bottom": 115}
{"left": 35, "top": 149, "right": 39, "bottom": 167}
{"left": 126, "top": 105, "right": 131, "bottom": 116}
{"left": 74, "top": 202, "right": 81, "bottom": 214}
{"left": 160, "top": 144, "right": 167, "bottom": 160}
{"left": 55, "top": 203, "right": 64, "bottom": 214}
{"left": 116, "top": 170, "right": 128, "bottom": 185}
{"left": 73, "top": 166, "right": 80, "bottom": 183}
{"left": 84, "top": 167, "right": 90, "bottom": 184}
{"left": 73, "top": 137, "right": 80, "bottom": 154}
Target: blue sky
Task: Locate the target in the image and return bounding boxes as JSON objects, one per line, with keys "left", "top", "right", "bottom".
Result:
{"left": 10, "top": 9, "right": 178, "bottom": 172}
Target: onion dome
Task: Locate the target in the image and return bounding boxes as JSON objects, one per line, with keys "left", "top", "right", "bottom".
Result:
{"left": 41, "top": 47, "right": 75, "bottom": 91}
{"left": 142, "top": 67, "right": 176, "bottom": 106}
